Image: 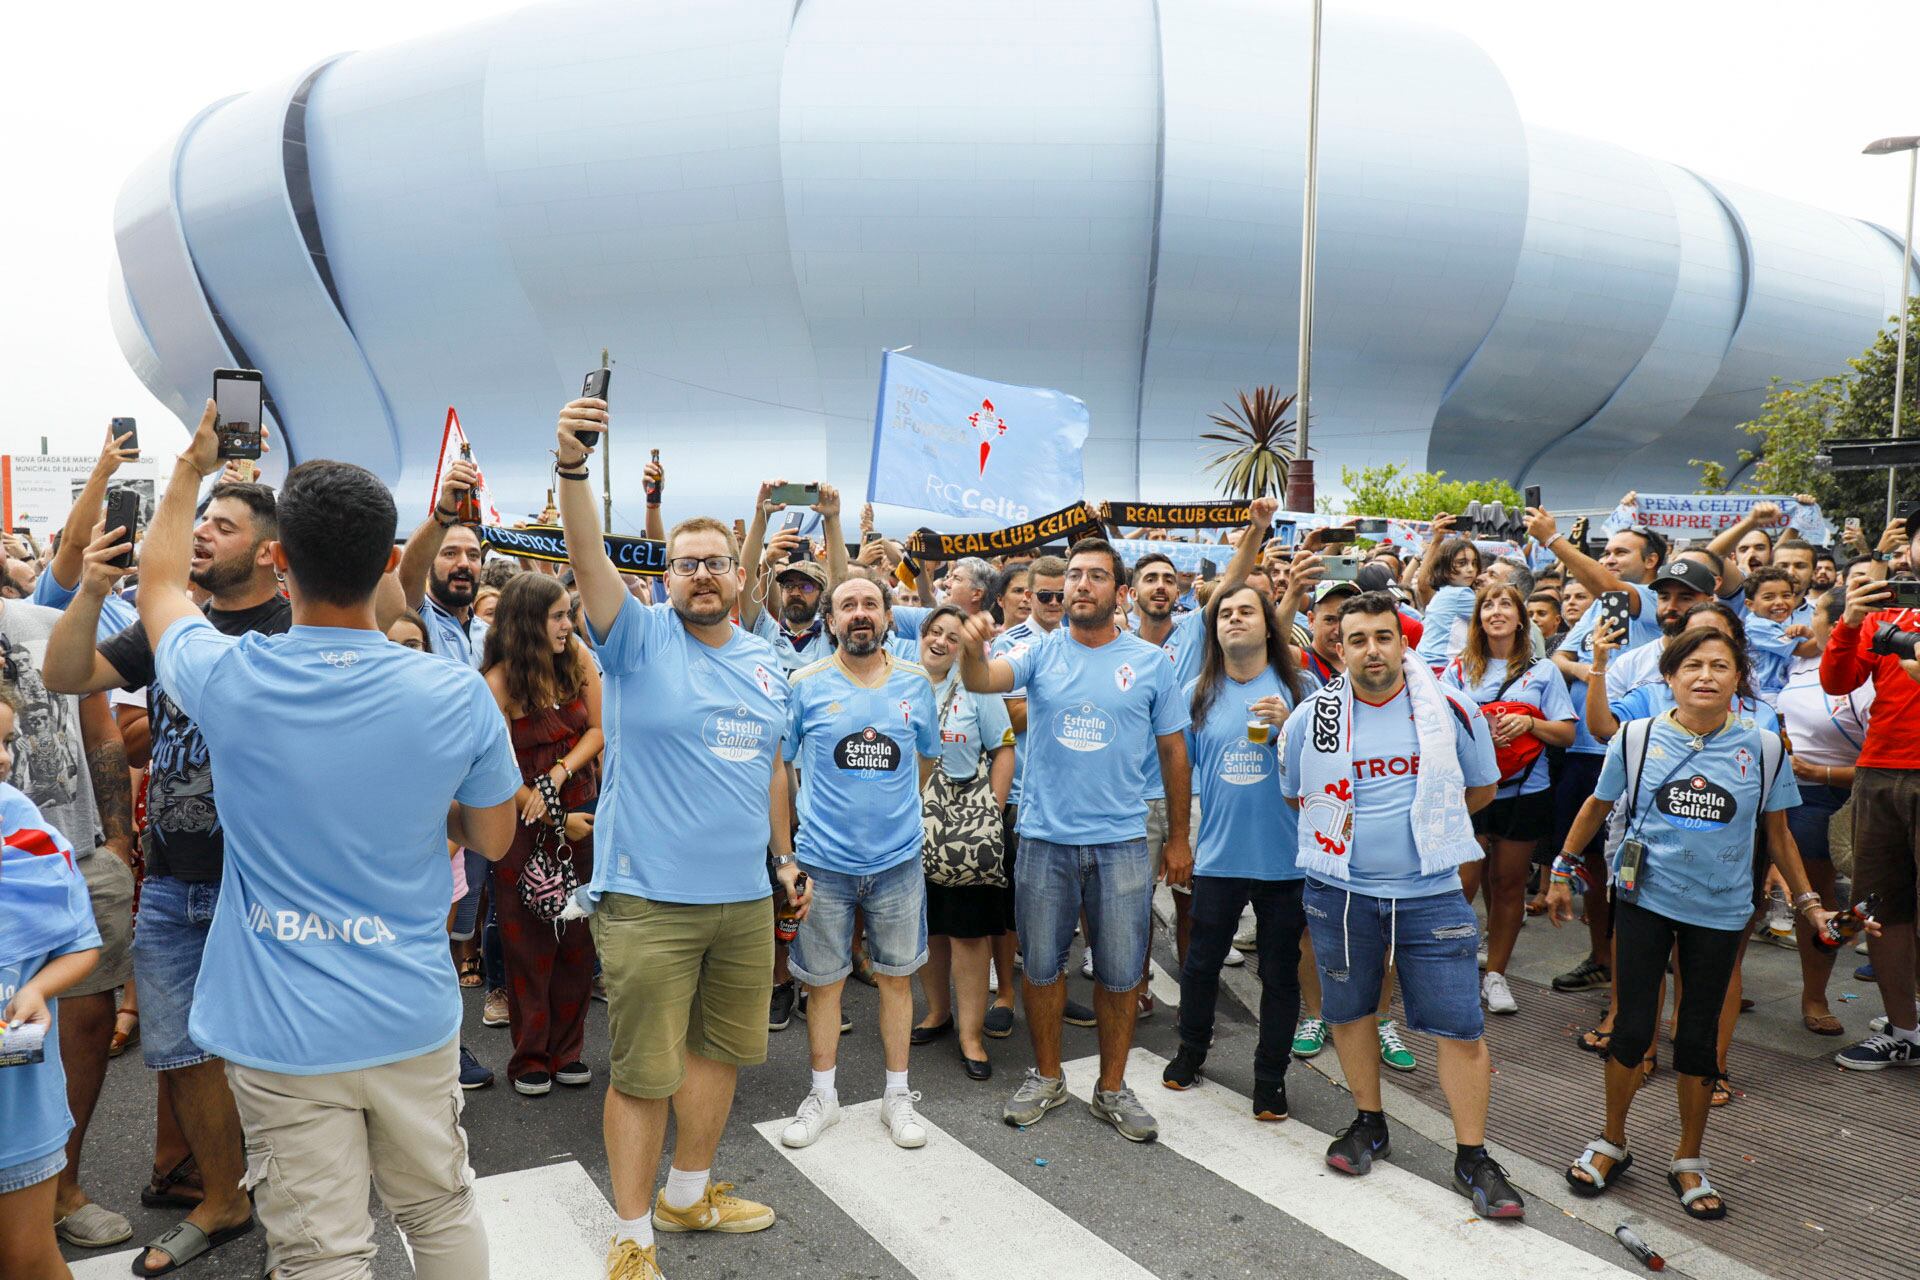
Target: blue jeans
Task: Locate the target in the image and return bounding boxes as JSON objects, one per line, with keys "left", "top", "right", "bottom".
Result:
{"left": 1016, "top": 837, "right": 1153, "bottom": 991}
{"left": 1786, "top": 782, "right": 1847, "bottom": 863}
{"left": 789, "top": 857, "right": 928, "bottom": 986}
{"left": 1303, "top": 879, "right": 1484, "bottom": 1041}
{"left": 0, "top": 1148, "right": 65, "bottom": 1195}
{"left": 131, "top": 876, "right": 220, "bottom": 1070}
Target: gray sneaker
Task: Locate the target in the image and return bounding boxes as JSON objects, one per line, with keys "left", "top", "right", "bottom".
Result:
{"left": 1002, "top": 1069, "right": 1069, "bottom": 1127}
{"left": 1089, "top": 1086, "right": 1159, "bottom": 1143}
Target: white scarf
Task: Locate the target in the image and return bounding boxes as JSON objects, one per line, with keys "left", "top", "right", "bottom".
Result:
{"left": 1293, "top": 654, "right": 1483, "bottom": 883}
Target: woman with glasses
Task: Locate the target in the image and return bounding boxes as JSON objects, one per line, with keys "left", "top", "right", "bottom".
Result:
{"left": 908, "top": 605, "right": 1016, "bottom": 1080}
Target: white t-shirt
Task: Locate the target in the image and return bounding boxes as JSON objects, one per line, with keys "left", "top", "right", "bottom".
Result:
{"left": 1777, "top": 655, "right": 1872, "bottom": 768}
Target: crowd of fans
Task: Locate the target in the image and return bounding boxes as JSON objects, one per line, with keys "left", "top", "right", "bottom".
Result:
{"left": 0, "top": 396, "right": 1913, "bottom": 1280}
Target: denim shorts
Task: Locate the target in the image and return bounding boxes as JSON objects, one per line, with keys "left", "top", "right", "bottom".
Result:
{"left": 1303, "top": 879, "right": 1484, "bottom": 1041}
{"left": 131, "top": 876, "right": 220, "bottom": 1070}
{"left": 789, "top": 856, "right": 928, "bottom": 986}
{"left": 0, "top": 1147, "right": 65, "bottom": 1195}
{"left": 1786, "top": 782, "right": 1847, "bottom": 864}
{"left": 1017, "top": 837, "right": 1153, "bottom": 991}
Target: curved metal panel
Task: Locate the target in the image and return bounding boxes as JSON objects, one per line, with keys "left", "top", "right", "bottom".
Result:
{"left": 1429, "top": 131, "right": 1679, "bottom": 483}
{"left": 111, "top": 107, "right": 240, "bottom": 434}
{"left": 174, "top": 57, "right": 397, "bottom": 486}
{"left": 1139, "top": 1, "right": 1530, "bottom": 496}
{"left": 781, "top": 0, "right": 1161, "bottom": 501}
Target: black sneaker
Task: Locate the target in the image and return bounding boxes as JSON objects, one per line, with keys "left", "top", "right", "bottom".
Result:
{"left": 797, "top": 987, "right": 852, "bottom": 1034}
{"left": 1551, "top": 957, "right": 1611, "bottom": 992}
{"left": 1161, "top": 1045, "right": 1206, "bottom": 1091}
{"left": 1063, "top": 998, "right": 1097, "bottom": 1028}
{"left": 1251, "top": 1080, "right": 1288, "bottom": 1121}
{"left": 512, "top": 1072, "right": 552, "bottom": 1097}
{"left": 1455, "top": 1153, "right": 1525, "bottom": 1219}
{"left": 769, "top": 981, "right": 796, "bottom": 1031}
{"left": 1325, "top": 1117, "right": 1390, "bottom": 1175}
{"left": 554, "top": 1061, "right": 592, "bottom": 1086}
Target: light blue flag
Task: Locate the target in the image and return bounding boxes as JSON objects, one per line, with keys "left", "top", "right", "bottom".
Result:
{"left": 866, "top": 350, "right": 1090, "bottom": 525}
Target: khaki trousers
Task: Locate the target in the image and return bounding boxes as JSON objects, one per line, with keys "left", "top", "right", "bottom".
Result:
{"left": 226, "top": 1039, "right": 485, "bottom": 1280}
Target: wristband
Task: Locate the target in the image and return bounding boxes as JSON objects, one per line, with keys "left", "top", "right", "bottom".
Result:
{"left": 768, "top": 853, "right": 796, "bottom": 870}
{"left": 432, "top": 504, "right": 459, "bottom": 527}
{"left": 1792, "top": 891, "right": 1822, "bottom": 915}
{"left": 555, "top": 466, "right": 591, "bottom": 481}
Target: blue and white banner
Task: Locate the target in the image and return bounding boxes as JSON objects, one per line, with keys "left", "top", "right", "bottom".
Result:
{"left": 1110, "top": 539, "right": 1225, "bottom": 573}
{"left": 867, "top": 351, "right": 1089, "bottom": 525}
{"left": 1603, "top": 495, "right": 1830, "bottom": 545}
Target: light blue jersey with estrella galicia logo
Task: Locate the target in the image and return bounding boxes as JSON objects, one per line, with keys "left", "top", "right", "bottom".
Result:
{"left": 784, "top": 653, "right": 941, "bottom": 875}
{"left": 586, "top": 597, "right": 788, "bottom": 906}
{"left": 1003, "top": 627, "right": 1189, "bottom": 845}
{"left": 155, "top": 618, "right": 520, "bottom": 1075}
{"left": 1141, "top": 608, "right": 1208, "bottom": 801}
{"left": 1595, "top": 714, "right": 1800, "bottom": 931}
{"left": 1185, "top": 668, "right": 1299, "bottom": 880}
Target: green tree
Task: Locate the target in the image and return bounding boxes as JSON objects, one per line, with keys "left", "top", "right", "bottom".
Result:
{"left": 1200, "top": 387, "right": 1296, "bottom": 501}
{"left": 1333, "top": 462, "right": 1522, "bottom": 520}
{"left": 1694, "top": 296, "right": 1920, "bottom": 520}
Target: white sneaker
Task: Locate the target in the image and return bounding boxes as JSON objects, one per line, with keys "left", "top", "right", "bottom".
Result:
{"left": 988, "top": 962, "right": 998, "bottom": 994}
{"left": 779, "top": 1088, "right": 841, "bottom": 1148}
{"left": 1080, "top": 950, "right": 1095, "bottom": 980}
{"left": 1232, "top": 921, "right": 1258, "bottom": 952}
{"left": 1481, "top": 971, "right": 1518, "bottom": 1015}
{"left": 881, "top": 1090, "right": 928, "bottom": 1149}
{"left": 1476, "top": 941, "right": 1489, "bottom": 970}
{"left": 1221, "top": 947, "right": 1246, "bottom": 968}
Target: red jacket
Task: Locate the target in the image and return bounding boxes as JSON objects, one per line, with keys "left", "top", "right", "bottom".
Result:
{"left": 1820, "top": 609, "right": 1920, "bottom": 769}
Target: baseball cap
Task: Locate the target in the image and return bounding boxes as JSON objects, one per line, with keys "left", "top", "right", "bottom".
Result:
{"left": 775, "top": 560, "right": 828, "bottom": 589}
{"left": 1649, "top": 559, "right": 1716, "bottom": 596}
{"left": 1312, "top": 580, "right": 1361, "bottom": 606}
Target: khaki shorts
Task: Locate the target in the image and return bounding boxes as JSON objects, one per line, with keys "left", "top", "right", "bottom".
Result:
{"left": 1852, "top": 768, "right": 1920, "bottom": 925}
{"left": 68, "top": 851, "right": 134, "bottom": 998}
{"left": 592, "top": 894, "right": 774, "bottom": 1099}
{"left": 1147, "top": 796, "right": 1188, "bottom": 897}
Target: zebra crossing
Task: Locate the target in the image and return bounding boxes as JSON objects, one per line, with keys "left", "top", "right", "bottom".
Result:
{"left": 71, "top": 1043, "right": 1645, "bottom": 1280}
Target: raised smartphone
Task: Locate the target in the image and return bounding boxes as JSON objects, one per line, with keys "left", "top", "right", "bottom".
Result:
{"left": 212, "top": 369, "right": 264, "bottom": 460}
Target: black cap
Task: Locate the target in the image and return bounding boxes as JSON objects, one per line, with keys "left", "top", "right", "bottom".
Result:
{"left": 1650, "top": 559, "right": 1717, "bottom": 596}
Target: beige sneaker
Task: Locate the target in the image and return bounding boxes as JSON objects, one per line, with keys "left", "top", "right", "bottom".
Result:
{"left": 651, "top": 1180, "right": 775, "bottom": 1234}
{"left": 605, "top": 1238, "right": 663, "bottom": 1280}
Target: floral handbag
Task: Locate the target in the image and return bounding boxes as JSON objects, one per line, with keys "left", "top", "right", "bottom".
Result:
{"left": 920, "top": 681, "right": 1007, "bottom": 888}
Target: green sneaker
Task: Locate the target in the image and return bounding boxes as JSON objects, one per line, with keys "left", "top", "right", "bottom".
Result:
{"left": 1377, "top": 1019, "right": 1416, "bottom": 1073}
{"left": 1292, "top": 1017, "right": 1328, "bottom": 1058}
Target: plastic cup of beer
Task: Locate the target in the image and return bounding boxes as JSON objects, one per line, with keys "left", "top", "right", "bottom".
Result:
{"left": 1246, "top": 713, "right": 1272, "bottom": 745}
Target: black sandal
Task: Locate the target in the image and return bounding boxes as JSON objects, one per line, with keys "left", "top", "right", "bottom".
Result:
{"left": 1668, "top": 1157, "right": 1726, "bottom": 1220}
{"left": 1578, "top": 1027, "right": 1611, "bottom": 1055}
{"left": 141, "top": 1156, "right": 204, "bottom": 1210}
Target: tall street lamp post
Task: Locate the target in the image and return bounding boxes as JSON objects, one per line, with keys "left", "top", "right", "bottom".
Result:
{"left": 1285, "top": 0, "right": 1324, "bottom": 514}
{"left": 1865, "top": 135, "right": 1920, "bottom": 524}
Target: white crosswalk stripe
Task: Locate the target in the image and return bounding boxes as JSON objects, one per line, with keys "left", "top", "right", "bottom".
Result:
{"left": 757, "top": 1101, "right": 1158, "bottom": 1280}
{"left": 1062, "top": 1049, "right": 1636, "bottom": 1279}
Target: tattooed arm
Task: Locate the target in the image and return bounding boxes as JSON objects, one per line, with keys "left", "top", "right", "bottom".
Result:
{"left": 78, "top": 690, "right": 134, "bottom": 864}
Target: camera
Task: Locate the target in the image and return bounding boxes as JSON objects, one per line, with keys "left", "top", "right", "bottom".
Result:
{"left": 1870, "top": 621, "right": 1920, "bottom": 661}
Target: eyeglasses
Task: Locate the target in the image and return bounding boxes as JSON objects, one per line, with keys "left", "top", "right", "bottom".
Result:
{"left": 778, "top": 578, "right": 820, "bottom": 594}
{"left": 668, "top": 555, "right": 736, "bottom": 577}
{"left": 1065, "top": 569, "right": 1112, "bottom": 584}
{"left": 1033, "top": 590, "right": 1065, "bottom": 604}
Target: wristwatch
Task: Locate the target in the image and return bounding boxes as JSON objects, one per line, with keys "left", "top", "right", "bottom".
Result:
{"left": 768, "top": 853, "right": 797, "bottom": 870}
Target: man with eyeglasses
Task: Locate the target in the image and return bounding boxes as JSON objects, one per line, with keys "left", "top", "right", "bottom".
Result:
{"left": 552, "top": 397, "right": 808, "bottom": 1280}
{"left": 739, "top": 480, "right": 848, "bottom": 675}
{"left": 961, "top": 537, "right": 1193, "bottom": 1143}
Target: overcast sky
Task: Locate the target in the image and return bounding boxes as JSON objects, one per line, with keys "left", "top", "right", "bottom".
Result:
{"left": 4, "top": 0, "right": 1915, "bottom": 461}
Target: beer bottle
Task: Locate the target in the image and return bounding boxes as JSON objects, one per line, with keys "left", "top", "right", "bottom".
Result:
{"left": 454, "top": 443, "right": 482, "bottom": 526}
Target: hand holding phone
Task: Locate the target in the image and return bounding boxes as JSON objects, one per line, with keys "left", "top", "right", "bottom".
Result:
{"left": 103, "top": 487, "right": 141, "bottom": 571}
{"left": 1524, "top": 485, "right": 1543, "bottom": 512}
{"left": 769, "top": 482, "right": 820, "bottom": 507}
{"left": 1599, "top": 589, "right": 1632, "bottom": 637}
{"left": 111, "top": 418, "right": 139, "bottom": 459}
{"left": 575, "top": 367, "right": 612, "bottom": 447}
{"left": 213, "top": 369, "right": 265, "bottom": 460}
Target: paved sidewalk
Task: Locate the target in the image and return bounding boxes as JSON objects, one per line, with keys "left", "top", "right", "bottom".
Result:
{"left": 1207, "top": 892, "right": 1911, "bottom": 1280}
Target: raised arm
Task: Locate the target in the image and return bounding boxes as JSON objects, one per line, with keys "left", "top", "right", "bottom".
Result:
{"left": 1218, "top": 496, "right": 1279, "bottom": 596}
{"left": 1525, "top": 505, "right": 1628, "bottom": 604}
{"left": 817, "top": 484, "right": 848, "bottom": 587}
{"left": 1582, "top": 616, "right": 1625, "bottom": 743}
{"left": 396, "top": 458, "right": 479, "bottom": 613}
{"left": 739, "top": 480, "right": 782, "bottom": 630}
{"left": 957, "top": 611, "right": 1014, "bottom": 694}
{"left": 554, "top": 398, "right": 626, "bottom": 637}
{"left": 139, "top": 402, "right": 227, "bottom": 650}
{"left": 42, "top": 526, "right": 135, "bottom": 695}
{"left": 1412, "top": 512, "right": 1459, "bottom": 608}
{"left": 1704, "top": 500, "right": 1782, "bottom": 599}
{"left": 44, "top": 426, "right": 136, "bottom": 593}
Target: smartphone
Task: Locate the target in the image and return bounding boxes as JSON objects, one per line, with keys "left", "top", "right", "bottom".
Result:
{"left": 1846, "top": 516, "right": 1863, "bottom": 533}
{"left": 104, "top": 486, "right": 140, "bottom": 570}
{"left": 1524, "top": 484, "right": 1543, "bottom": 511}
{"left": 789, "top": 538, "right": 813, "bottom": 564}
{"left": 111, "top": 417, "right": 138, "bottom": 458}
{"left": 1599, "top": 589, "right": 1632, "bottom": 637}
{"left": 1320, "top": 553, "right": 1360, "bottom": 582}
{"left": 1199, "top": 557, "right": 1218, "bottom": 582}
{"left": 1353, "top": 517, "right": 1389, "bottom": 536}
{"left": 574, "top": 367, "right": 611, "bottom": 447}
{"left": 770, "top": 482, "right": 820, "bottom": 507}
{"left": 862, "top": 529, "right": 881, "bottom": 545}
{"left": 212, "top": 369, "right": 264, "bottom": 460}
{"left": 782, "top": 511, "right": 806, "bottom": 532}
{"left": 1890, "top": 579, "right": 1920, "bottom": 610}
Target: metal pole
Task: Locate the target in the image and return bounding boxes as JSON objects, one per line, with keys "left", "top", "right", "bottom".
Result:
{"left": 1284, "top": 0, "right": 1323, "bottom": 513}
{"left": 1889, "top": 146, "right": 1916, "bottom": 526}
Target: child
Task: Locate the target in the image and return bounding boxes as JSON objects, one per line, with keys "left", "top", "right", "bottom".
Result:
{"left": 0, "top": 690, "right": 101, "bottom": 1280}
{"left": 1744, "top": 567, "right": 1818, "bottom": 707}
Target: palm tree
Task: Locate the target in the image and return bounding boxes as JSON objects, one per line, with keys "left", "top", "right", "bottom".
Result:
{"left": 1200, "top": 387, "right": 1297, "bottom": 501}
